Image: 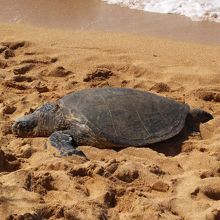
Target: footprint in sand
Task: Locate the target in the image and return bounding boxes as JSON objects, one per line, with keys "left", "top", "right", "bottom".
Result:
{"left": 13, "top": 75, "right": 33, "bottom": 83}
{"left": 86, "top": 178, "right": 117, "bottom": 208}
{"left": 67, "top": 162, "right": 95, "bottom": 177}
{"left": 113, "top": 162, "right": 139, "bottom": 183}
{"left": 202, "top": 186, "right": 220, "bottom": 201}
{"left": 48, "top": 66, "right": 72, "bottom": 77}
{"left": 3, "top": 49, "right": 15, "bottom": 59}
{"left": 34, "top": 202, "right": 108, "bottom": 219}
{"left": 24, "top": 172, "right": 54, "bottom": 195}
{"left": 2, "top": 104, "right": 17, "bottom": 115}
{"left": 83, "top": 67, "right": 115, "bottom": 88}
{"left": 1, "top": 41, "right": 28, "bottom": 59}
{"left": 13, "top": 64, "right": 35, "bottom": 75}
{"left": 194, "top": 87, "right": 220, "bottom": 102}
{"left": 150, "top": 82, "right": 171, "bottom": 93}
{"left": 1, "top": 41, "right": 27, "bottom": 50}
{"left": 0, "top": 149, "right": 20, "bottom": 172}
{"left": 191, "top": 179, "right": 220, "bottom": 201}
{"left": 83, "top": 67, "right": 114, "bottom": 82}
{"left": 4, "top": 80, "right": 29, "bottom": 90}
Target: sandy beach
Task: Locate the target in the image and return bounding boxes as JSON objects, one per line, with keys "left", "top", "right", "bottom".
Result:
{"left": 0, "top": 2, "right": 220, "bottom": 219}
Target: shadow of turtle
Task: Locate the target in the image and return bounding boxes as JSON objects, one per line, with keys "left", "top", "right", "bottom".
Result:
{"left": 149, "top": 130, "right": 187, "bottom": 157}
{"left": 115, "top": 125, "right": 195, "bottom": 157}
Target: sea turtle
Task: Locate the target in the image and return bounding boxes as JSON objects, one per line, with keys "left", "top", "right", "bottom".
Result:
{"left": 12, "top": 87, "right": 213, "bottom": 157}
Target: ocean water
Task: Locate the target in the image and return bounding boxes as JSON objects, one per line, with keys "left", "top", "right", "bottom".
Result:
{"left": 102, "top": 0, "right": 220, "bottom": 22}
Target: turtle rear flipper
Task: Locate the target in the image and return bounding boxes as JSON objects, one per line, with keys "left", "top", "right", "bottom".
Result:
{"left": 49, "top": 131, "right": 86, "bottom": 157}
{"left": 187, "top": 109, "right": 214, "bottom": 133}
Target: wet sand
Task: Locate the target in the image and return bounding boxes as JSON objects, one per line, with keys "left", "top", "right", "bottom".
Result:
{"left": 0, "top": 0, "right": 220, "bottom": 44}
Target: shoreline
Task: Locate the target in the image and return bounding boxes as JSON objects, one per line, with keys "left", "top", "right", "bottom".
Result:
{"left": 0, "top": 0, "right": 220, "bottom": 45}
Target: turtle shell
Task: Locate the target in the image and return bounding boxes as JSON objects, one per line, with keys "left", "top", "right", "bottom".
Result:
{"left": 59, "top": 88, "right": 190, "bottom": 146}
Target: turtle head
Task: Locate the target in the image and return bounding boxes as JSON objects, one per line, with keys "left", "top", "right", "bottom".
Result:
{"left": 187, "top": 108, "right": 213, "bottom": 132}
{"left": 12, "top": 103, "right": 61, "bottom": 137}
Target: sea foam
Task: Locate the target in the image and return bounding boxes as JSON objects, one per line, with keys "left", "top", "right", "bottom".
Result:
{"left": 102, "top": 0, "right": 220, "bottom": 23}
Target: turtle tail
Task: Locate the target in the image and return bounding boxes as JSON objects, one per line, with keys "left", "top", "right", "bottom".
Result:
{"left": 189, "top": 109, "right": 213, "bottom": 123}
{"left": 186, "top": 108, "right": 213, "bottom": 133}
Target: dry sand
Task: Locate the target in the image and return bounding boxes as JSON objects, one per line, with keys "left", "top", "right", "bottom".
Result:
{"left": 0, "top": 24, "right": 220, "bottom": 219}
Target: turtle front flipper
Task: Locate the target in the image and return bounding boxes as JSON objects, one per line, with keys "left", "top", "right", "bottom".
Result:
{"left": 49, "top": 131, "right": 86, "bottom": 157}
